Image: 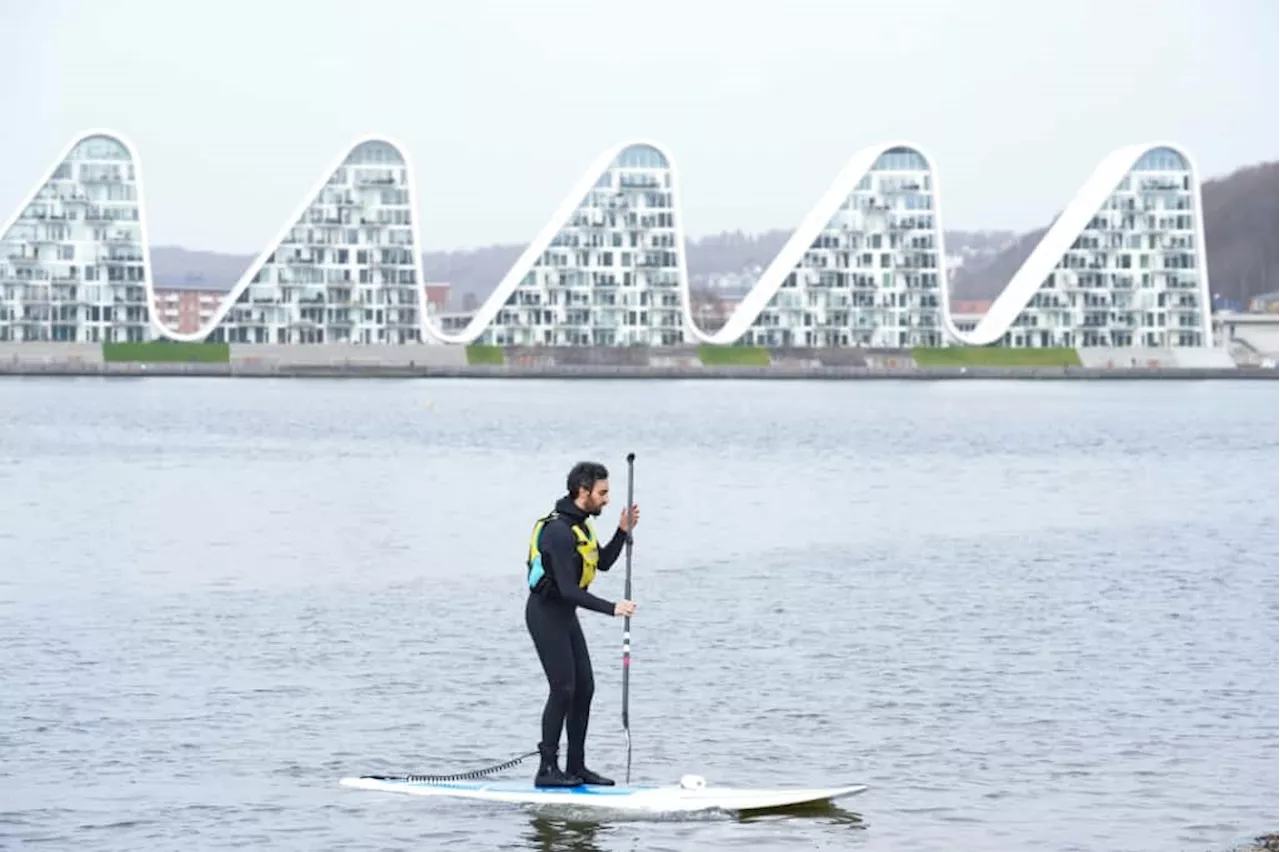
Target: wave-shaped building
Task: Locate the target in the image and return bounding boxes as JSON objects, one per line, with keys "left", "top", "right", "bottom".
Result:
{"left": 686, "top": 143, "right": 946, "bottom": 349}
{"left": 427, "top": 141, "right": 688, "bottom": 347}
{"left": 942, "top": 143, "right": 1209, "bottom": 348}
{"left": 0, "top": 131, "right": 153, "bottom": 343}
{"left": 0, "top": 130, "right": 1213, "bottom": 350}
{"left": 196, "top": 137, "right": 426, "bottom": 346}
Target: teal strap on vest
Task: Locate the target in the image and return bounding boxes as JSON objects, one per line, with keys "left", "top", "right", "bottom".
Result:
{"left": 526, "top": 512, "right": 556, "bottom": 592}
{"left": 528, "top": 551, "right": 547, "bottom": 591}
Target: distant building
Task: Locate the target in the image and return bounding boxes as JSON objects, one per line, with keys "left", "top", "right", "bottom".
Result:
{"left": 949, "top": 300, "right": 993, "bottom": 315}
{"left": 1247, "top": 292, "right": 1277, "bottom": 313}
{"left": 0, "top": 132, "right": 1225, "bottom": 351}
{"left": 945, "top": 144, "right": 1211, "bottom": 348}
{"left": 0, "top": 131, "right": 152, "bottom": 343}
{"left": 201, "top": 138, "right": 425, "bottom": 345}
{"left": 948, "top": 300, "right": 994, "bottom": 330}
{"left": 710, "top": 144, "right": 946, "bottom": 348}
{"left": 432, "top": 141, "right": 687, "bottom": 347}
{"left": 423, "top": 283, "right": 450, "bottom": 316}
{"left": 152, "top": 281, "right": 226, "bottom": 334}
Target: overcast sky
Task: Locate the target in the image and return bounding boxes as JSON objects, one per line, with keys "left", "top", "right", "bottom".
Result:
{"left": 1, "top": 0, "right": 1276, "bottom": 255}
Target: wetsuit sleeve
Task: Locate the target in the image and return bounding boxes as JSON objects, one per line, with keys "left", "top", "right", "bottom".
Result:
{"left": 596, "top": 526, "right": 627, "bottom": 572}
{"left": 542, "top": 523, "right": 616, "bottom": 615}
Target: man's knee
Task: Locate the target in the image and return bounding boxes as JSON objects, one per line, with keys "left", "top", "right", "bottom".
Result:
{"left": 548, "top": 673, "right": 576, "bottom": 707}
{"left": 575, "top": 670, "right": 594, "bottom": 705}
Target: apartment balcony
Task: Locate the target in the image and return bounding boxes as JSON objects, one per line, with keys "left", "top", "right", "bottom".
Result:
{"left": 618, "top": 175, "right": 661, "bottom": 189}
{"left": 26, "top": 233, "right": 70, "bottom": 247}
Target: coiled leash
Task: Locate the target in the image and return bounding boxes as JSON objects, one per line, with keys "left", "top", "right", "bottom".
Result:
{"left": 363, "top": 749, "right": 540, "bottom": 783}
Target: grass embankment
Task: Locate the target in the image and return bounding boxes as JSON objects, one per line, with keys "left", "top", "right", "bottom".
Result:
{"left": 911, "top": 346, "right": 1082, "bottom": 368}
{"left": 102, "top": 341, "right": 230, "bottom": 363}
{"left": 464, "top": 344, "right": 506, "bottom": 366}
{"left": 697, "top": 345, "right": 771, "bottom": 367}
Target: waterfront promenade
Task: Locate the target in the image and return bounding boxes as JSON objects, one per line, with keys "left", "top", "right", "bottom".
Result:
{"left": 0, "top": 360, "right": 1273, "bottom": 381}
{"left": 0, "top": 342, "right": 1274, "bottom": 381}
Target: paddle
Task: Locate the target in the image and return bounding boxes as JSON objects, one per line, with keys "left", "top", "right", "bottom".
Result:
{"left": 621, "top": 451, "right": 635, "bottom": 784}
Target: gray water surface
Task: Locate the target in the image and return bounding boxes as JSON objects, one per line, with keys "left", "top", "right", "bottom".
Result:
{"left": 1, "top": 377, "right": 1276, "bottom": 851}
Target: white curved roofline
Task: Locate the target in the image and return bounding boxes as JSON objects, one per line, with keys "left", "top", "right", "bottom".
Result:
{"left": 0, "top": 128, "right": 167, "bottom": 340}
{"left": 418, "top": 137, "right": 685, "bottom": 345}
{"left": 686, "top": 140, "right": 939, "bottom": 344}
{"left": 938, "top": 140, "right": 1211, "bottom": 346}
{"left": 155, "top": 134, "right": 429, "bottom": 343}
{"left": 0, "top": 127, "right": 144, "bottom": 238}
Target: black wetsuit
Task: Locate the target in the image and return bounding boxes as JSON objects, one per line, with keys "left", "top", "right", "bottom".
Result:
{"left": 526, "top": 495, "right": 627, "bottom": 781}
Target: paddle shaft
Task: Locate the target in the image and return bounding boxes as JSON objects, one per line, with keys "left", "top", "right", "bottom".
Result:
{"left": 621, "top": 451, "right": 635, "bottom": 784}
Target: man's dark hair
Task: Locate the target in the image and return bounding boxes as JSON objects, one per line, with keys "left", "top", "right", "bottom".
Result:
{"left": 566, "top": 461, "right": 609, "bottom": 497}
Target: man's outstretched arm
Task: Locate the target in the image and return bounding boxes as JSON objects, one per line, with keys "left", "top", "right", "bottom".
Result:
{"left": 596, "top": 526, "right": 627, "bottom": 572}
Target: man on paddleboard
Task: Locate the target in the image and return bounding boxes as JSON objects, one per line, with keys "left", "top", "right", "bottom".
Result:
{"left": 525, "top": 461, "right": 639, "bottom": 787}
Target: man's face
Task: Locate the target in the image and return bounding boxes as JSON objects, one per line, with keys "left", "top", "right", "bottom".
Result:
{"left": 580, "top": 479, "right": 610, "bottom": 515}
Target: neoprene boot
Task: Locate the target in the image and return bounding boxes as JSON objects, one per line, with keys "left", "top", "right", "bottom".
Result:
{"left": 568, "top": 763, "right": 615, "bottom": 786}
{"left": 567, "top": 745, "right": 615, "bottom": 786}
{"left": 533, "top": 744, "right": 582, "bottom": 788}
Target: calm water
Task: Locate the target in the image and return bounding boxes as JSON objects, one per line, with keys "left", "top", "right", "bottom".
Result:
{"left": 0, "top": 376, "right": 1276, "bottom": 852}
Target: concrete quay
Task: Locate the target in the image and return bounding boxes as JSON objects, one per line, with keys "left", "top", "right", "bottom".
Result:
{"left": 0, "top": 360, "right": 1273, "bottom": 381}
{"left": 0, "top": 342, "right": 1273, "bottom": 381}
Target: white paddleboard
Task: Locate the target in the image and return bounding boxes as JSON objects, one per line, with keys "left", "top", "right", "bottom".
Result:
{"left": 338, "top": 773, "right": 867, "bottom": 813}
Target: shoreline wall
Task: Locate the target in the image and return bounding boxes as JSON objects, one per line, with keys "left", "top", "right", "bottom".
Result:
{"left": 0, "top": 343, "right": 1270, "bottom": 381}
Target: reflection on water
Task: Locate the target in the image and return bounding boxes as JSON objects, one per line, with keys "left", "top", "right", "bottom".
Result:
{"left": 737, "top": 799, "right": 866, "bottom": 828}
{"left": 524, "top": 801, "right": 865, "bottom": 852}
{"left": 525, "top": 816, "right": 609, "bottom": 852}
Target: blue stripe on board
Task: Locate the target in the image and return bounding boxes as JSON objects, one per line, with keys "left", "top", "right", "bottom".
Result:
{"left": 371, "top": 778, "right": 644, "bottom": 797}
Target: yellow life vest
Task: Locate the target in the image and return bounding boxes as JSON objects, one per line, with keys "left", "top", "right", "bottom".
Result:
{"left": 527, "top": 511, "right": 599, "bottom": 593}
